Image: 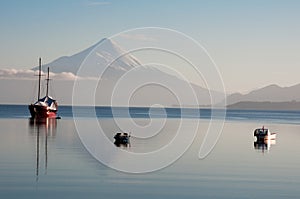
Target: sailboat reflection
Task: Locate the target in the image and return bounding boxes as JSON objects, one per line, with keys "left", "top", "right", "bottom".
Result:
{"left": 254, "top": 138, "right": 276, "bottom": 153}
{"left": 29, "top": 118, "right": 57, "bottom": 181}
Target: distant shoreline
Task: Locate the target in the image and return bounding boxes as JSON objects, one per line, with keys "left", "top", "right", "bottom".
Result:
{"left": 227, "top": 101, "right": 300, "bottom": 111}
{"left": 1, "top": 102, "right": 300, "bottom": 112}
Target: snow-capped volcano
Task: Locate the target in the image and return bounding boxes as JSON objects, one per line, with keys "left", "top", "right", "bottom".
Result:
{"left": 33, "top": 38, "right": 142, "bottom": 77}
{"left": 31, "top": 38, "right": 225, "bottom": 106}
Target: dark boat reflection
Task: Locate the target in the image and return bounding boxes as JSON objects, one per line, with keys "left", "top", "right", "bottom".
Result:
{"left": 29, "top": 118, "right": 57, "bottom": 181}
{"left": 114, "top": 141, "right": 130, "bottom": 148}
{"left": 254, "top": 139, "right": 276, "bottom": 153}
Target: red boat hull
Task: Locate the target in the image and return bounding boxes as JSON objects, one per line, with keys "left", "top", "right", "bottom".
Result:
{"left": 29, "top": 104, "right": 57, "bottom": 118}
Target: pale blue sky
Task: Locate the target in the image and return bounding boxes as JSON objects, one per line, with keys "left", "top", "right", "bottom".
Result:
{"left": 0, "top": 0, "right": 300, "bottom": 92}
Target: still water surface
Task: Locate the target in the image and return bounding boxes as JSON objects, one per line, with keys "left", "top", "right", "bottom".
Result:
{"left": 0, "top": 105, "right": 300, "bottom": 198}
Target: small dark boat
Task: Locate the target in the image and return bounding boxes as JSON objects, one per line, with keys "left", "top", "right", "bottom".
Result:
{"left": 114, "top": 132, "right": 130, "bottom": 145}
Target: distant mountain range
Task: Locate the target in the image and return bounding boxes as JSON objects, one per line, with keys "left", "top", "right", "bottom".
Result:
{"left": 227, "top": 84, "right": 300, "bottom": 110}
{"left": 227, "top": 84, "right": 300, "bottom": 104}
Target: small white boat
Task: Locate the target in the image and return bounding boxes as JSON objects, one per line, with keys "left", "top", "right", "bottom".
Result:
{"left": 254, "top": 126, "right": 277, "bottom": 141}
{"left": 264, "top": 132, "right": 277, "bottom": 140}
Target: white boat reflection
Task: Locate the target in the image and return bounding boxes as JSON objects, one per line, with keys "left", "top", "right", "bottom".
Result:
{"left": 254, "top": 138, "right": 276, "bottom": 153}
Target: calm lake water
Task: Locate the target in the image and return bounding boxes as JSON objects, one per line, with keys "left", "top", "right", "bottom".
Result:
{"left": 1, "top": 105, "right": 300, "bottom": 198}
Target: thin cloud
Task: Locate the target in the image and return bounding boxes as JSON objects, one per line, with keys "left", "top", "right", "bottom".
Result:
{"left": 0, "top": 68, "right": 97, "bottom": 81}
{"left": 50, "top": 72, "right": 78, "bottom": 80}
{"left": 0, "top": 68, "right": 35, "bottom": 80}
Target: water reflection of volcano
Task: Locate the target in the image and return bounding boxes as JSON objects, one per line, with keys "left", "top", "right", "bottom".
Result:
{"left": 254, "top": 139, "right": 276, "bottom": 153}
{"left": 29, "top": 118, "right": 57, "bottom": 181}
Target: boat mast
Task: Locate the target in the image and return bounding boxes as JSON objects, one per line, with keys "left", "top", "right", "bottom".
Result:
{"left": 37, "top": 58, "right": 42, "bottom": 100}
{"left": 46, "top": 67, "right": 50, "bottom": 97}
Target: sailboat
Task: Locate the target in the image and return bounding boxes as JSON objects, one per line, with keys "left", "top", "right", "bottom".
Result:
{"left": 29, "top": 58, "right": 58, "bottom": 118}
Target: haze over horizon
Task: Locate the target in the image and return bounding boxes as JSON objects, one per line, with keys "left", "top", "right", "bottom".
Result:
{"left": 0, "top": 0, "right": 299, "bottom": 94}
